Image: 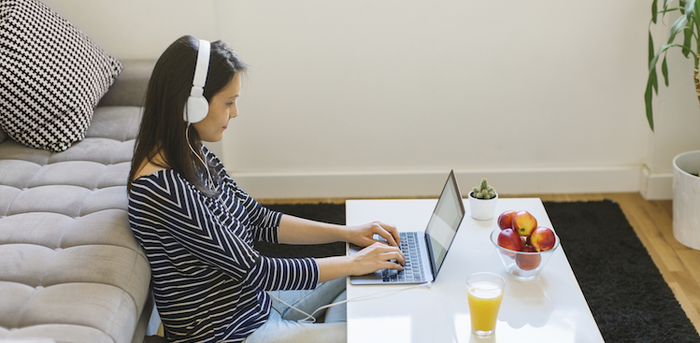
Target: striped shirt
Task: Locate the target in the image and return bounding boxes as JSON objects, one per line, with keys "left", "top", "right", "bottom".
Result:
{"left": 128, "top": 150, "right": 319, "bottom": 342}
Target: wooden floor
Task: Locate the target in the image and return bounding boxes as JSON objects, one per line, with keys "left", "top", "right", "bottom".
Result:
{"left": 260, "top": 192, "right": 700, "bottom": 336}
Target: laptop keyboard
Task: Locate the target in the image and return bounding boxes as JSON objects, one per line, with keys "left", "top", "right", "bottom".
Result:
{"left": 375, "top": 232, "right": 426, "bottom": 283}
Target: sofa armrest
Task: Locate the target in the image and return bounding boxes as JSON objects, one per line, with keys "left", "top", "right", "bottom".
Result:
{"left": 98, "top": 59, "right": 155, "bottom": 107}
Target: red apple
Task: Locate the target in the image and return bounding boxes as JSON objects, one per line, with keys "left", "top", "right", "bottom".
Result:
{"left": 512, "top": 210, "right": 538, "bottom": 237}
{"left": 497, "top": 210, "right": 517, "bottom": 230}
{"left": 497, "top": 228, "right": 523, "bottom": 252}
{"left": 515, "top": 245, "right": 541, "bottom": 271}
{"left": 530, "top": 227, "right": 556, "bottom": 252}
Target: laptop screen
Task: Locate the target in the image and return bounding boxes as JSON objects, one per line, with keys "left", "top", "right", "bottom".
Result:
{"left": 425, "top": 171, "right": 466, "bottom": 279}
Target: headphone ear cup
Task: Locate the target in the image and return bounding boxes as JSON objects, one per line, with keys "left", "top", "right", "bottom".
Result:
{"left": 184, "top": 95, "right": 209, "bottom": 123}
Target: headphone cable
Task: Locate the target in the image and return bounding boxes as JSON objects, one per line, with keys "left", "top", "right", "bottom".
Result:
{"left": 186, "top": 123, "right": 215, "bottom": 188}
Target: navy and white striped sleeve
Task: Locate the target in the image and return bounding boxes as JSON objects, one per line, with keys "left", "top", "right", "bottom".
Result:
{"left": 129, "top": 171, "right": 319, "bottom": 291}
{"left": 207, "top": 149, "right": 282, "bottom": 244}
{"left": 232, "top": 184, "right": 283, "bottom": 244}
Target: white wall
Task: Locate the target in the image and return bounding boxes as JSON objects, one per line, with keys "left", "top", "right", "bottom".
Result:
{"left": 42, "top": 0, "right": 692, "bottom": 199}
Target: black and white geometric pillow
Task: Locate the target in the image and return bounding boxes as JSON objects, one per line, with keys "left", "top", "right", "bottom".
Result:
{"left": 0, "top": 0, "right": 122, "bottom": 152}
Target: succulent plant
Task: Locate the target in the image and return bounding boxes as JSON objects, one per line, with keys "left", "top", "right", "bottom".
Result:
{"left": 471, "top": 177, "right": 496, "bottom": 199}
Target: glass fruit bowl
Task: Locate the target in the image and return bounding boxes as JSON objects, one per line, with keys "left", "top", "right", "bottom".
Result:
{"left": 489, "top": 228, "right": 560, "bottom": 281}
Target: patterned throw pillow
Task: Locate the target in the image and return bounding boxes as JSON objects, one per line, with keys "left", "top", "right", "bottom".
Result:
{"left": 0, "top": 0, "right": 122, "bottom": 152}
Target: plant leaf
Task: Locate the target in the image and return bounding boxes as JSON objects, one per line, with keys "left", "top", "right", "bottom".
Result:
{"left": 662, "top": 55, "right": 669, "bottom": 86}
{"left": 662, "top": 0, "right": 679, "bottom": 20}
{"left": 668, "top": 14, "right": 688, "bottom": 44}
{"left": 685, "top": 0, "right": 697, "bottom": 44}
{"left": 686, "top": 0, "right": 696, "bottom": 15}
{"left": 645, "top": 76, "right": 656, "bottom": 131}
{"left": 661, "top": 6, "right": 685, "bottom": 15}
{"left": 694, "top": 0, "right": 700, "bottom": 48}
{"left": 650, "top": 44, "right": 694, "bottom": 72}
{"left": 649, "top": 30, "right": 656, "bottom": 64}
{"left": 683, "top": 26, "right": 693, "bottom": 57}
{"left": 653, "top": 0, "right": 659, "bottom": 23}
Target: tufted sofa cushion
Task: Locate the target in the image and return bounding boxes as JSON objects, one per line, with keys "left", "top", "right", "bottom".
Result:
{"left": 0, "top": 104, "right": 151, "bottom": 343}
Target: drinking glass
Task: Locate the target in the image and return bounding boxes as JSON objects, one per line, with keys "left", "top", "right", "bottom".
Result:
{"left": 466, "top": 272, "right": 505, "bottom": 336}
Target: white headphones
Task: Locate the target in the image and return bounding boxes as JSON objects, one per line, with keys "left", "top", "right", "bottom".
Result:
{"left": 183, "top": 39, "right": 211, "bottom": 123}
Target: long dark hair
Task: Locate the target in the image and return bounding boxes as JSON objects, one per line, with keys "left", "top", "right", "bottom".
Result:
{"left": 128, "top": 35, "right": 248, "bottom": 196}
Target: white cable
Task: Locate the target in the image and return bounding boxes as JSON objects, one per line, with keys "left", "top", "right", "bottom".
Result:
{"left": 269, "top": 282, "right": 432, "bottom": 324}
{"left": 186, "top": 124, "right": 214, "bottom": 188}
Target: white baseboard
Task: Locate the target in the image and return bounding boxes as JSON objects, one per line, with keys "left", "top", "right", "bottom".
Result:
{"left": 231, "top": 165, "right": 645, "bottom": 199}
{"left": 639, "top": 166, "right": 674, "bottom": 200}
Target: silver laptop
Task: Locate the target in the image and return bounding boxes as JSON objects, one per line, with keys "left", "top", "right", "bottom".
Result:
{"left": 349, "top": 170, "right": 466, "bottom": 285}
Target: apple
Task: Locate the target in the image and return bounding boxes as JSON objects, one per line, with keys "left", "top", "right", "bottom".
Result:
{"left": 497, "top": 228, "right": 523, "bottom": 252}
{"left": 497, "top": 210, "right": 517, "bottom": 230}
{"left": 530, "top": 227, "right": 556, "bottom": 252}
{"left": 515, "top": 245, "right": 542, "bottom": 271}
{"left": 512, "top": 210, "right": 538, "bottom": 237}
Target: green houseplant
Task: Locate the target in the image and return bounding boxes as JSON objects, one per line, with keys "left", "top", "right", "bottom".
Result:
{"left": 645, "top": 0, "right": 700, "bottom": 131}
{"left": 468, "top": 177, "right": 498, "bottom": 221}
{"left": 471, "top": 177, "right": 497, "bottom": 200}
{"left": 646, "top": 0, "right": 700, "bottom": 250}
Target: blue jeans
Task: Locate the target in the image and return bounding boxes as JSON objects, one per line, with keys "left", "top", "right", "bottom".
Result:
{"left": 243, "top": 277, "right": 347, "bottom": 343}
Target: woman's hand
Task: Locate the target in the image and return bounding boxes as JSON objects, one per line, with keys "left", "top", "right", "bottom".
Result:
{"left": 348, "top": 242, "right": 406, "bottom": 276}
{"left": 344, "top": 221, "right": 401, "bottom": 248}
{"left": 317, "top": 242, "right": 406, "bottom": 282}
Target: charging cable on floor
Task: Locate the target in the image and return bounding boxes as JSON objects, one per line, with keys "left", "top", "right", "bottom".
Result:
{"left": 268, "top": 281, "right": 432, "bottom": 323}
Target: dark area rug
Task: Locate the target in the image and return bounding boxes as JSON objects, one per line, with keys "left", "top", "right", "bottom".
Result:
{"left": 543, "top": 200, "right": 699, "bottom": 343}
{"left": 259, "top": 200, "right": 700, "bottom": 343}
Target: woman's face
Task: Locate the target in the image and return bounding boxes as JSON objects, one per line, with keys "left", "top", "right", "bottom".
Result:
{"left": 193, "top": 73, "right": 241, "bottom": 142}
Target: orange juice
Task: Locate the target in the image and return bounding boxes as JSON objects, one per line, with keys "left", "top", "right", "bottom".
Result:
{"left": 466, "top": 274, "right": 505, "bottom": 336}
{"left": 467, "top": 282, "right": 503, "bottom": 331}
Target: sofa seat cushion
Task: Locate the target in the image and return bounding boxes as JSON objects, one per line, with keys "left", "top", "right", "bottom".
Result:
{"left": 0, "top": 106, "right": 150, "bottom": 343}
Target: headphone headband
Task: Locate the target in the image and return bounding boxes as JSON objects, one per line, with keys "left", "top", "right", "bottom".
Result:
{"left": 184, "top": 39, "right": 211, "bottom": 123}
{"left": 191, "top": 39, "right": 210, "bottom": 97}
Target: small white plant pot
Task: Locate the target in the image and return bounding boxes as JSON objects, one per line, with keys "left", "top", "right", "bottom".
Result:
{"left": 469, "top": 191, "right": 498, "bottom": 221}
{"left": 673, "top": 150, "right": 700, "bottom": 250}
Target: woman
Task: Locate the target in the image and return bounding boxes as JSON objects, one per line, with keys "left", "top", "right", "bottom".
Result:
{"left": 127, "top": 35, "right": 405, "bottom": 343}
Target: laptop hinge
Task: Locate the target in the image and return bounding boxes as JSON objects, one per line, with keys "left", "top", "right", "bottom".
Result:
{"left": 424, "top": 233, "right": 437, "bottom": 281}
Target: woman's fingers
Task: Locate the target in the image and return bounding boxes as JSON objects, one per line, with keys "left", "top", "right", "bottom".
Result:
{"left": 369, "top": 242, "right": 405, "bottom": 266}
{"left": 370, "top": 222, "right": 400, "bottom": 247}
{"left": 349, "top": 242, "right": 407, "bottom": 275}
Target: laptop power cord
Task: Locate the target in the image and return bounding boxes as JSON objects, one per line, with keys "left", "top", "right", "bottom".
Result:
{"left": 269, "top": 282, "right": 432, "bottom": 323}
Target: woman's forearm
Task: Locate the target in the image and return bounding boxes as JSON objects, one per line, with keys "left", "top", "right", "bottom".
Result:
{"left": 278, "top": 215, "right": 402, "bottom": 248}
{"left": 316, "top": 256, "right": 354, "bottom": 283}
{"left": 277, "top": 214, "right": 405, "bottom": 283}
{"left": 277, "top": 214, "right": 349, "bottom": 245}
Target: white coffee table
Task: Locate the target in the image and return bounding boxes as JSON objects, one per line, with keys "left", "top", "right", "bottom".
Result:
{"left": 345, "top": 198, "right": 604, "bottom": 343}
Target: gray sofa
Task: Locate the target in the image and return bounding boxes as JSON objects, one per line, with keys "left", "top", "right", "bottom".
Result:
{"left": 0, "top": 60, "right": 155, "bottom": 343}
